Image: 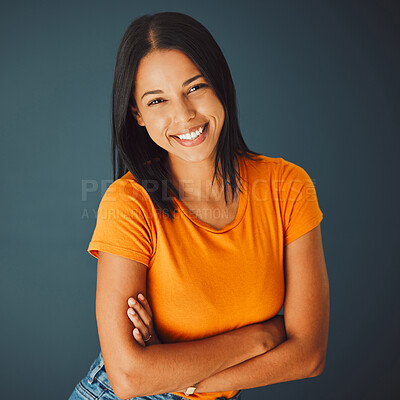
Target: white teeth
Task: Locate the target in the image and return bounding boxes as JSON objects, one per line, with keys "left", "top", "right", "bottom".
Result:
{"left": 176, "top": 125, "right": 204, "bottom": 140}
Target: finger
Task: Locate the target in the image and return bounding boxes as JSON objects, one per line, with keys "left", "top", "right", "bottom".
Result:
{"left": 127, "top": 308, "right": 151, "bottom": 339}
{"left": 133, "top": 327, "right": 146, "bottom": 347}
{"left": 128, "top": 295, "right": 153, "bottom": 320}
{"left": 137, "top": 293, "right": 153, "bottom": 318}
{"left": 127, "top": 297, "right": 153, "bottom": 326}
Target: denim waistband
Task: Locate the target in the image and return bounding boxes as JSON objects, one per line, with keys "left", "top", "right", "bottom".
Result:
{"left": 87, "top": 352, "right": 113, "bottom": 392}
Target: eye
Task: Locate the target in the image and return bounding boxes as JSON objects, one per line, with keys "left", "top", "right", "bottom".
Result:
{"left": 147, "top": 98, "right": 164, "bottom": 106}
{"left": 188, "top": 83, "right": 208, "bottom": 93}
{"left": 147, "top": 83, "right": 208, "bottom": 106}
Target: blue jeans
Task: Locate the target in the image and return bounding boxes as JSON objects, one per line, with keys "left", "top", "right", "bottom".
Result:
{"left": 68, "top": 352, "right": 243, "bottom": 400}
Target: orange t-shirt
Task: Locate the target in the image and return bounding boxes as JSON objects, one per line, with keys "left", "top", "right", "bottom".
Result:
{"left": 87, "top": 154, "right": 323, "bottom": 400}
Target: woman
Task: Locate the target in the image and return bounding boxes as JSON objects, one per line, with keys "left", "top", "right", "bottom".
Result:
{"left": 69, "top": 11, "right": 329, "bottom": 400}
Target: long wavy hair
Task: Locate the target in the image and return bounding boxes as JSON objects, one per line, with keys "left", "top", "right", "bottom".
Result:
{"left": 111, "top": 11, "right": 261, "bottom": 219}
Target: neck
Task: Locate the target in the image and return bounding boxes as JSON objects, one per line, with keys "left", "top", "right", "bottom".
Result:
{"left": 166, "top": 155, "right": 227, "bottom": 203}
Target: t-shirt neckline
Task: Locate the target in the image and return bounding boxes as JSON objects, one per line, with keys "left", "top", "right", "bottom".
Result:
{"left": 174, "top": 155, "right": 248, "bottom": 233}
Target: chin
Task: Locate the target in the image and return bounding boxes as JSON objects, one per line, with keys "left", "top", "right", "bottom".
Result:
{"left": 175, "top": 151, "right": 214, "bottom": 163}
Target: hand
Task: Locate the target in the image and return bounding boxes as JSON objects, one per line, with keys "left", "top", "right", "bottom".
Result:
{"left": 126, "top": 293, "right": 162, "bottom": 346}
{"left": 127, "top": 295, "right": 197, "bottom": 393}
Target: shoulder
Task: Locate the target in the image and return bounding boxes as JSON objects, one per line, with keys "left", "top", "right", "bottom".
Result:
{"left": 104, "top": 171, "right": 147, "bottom": 200}
{"left": 278, "top": 159, "right": 320, "bottom": 197}
{"left": 242, "top": 154, "right": 318, "bottom": 196}
{"left": 242, "top": 154, "right": 302, "bottom": 183}
{"left": 279, "top": 158, "right": 313, "bottom": 181}
{"left": 245, "top": 154, "right": 308, "bottom": 173}
{"left": 99, "top": 171, "right": 153, "bottom": 216}
{"left": 247, "top": 154, "right": 312, "bottom": 179}
{"left": 242, "top": 153, "right": 282, "bottom": 176}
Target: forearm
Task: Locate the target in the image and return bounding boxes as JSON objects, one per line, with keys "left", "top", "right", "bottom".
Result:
{"left": 120, "top": 323, "right": 267, "bottom": 398}
{"left": 194, "top": 337, "right": 324, "bottom": 393}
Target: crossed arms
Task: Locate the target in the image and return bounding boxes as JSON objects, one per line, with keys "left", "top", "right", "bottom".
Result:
{"left": 95, "top": 224, "right": 329, "bottom": 399}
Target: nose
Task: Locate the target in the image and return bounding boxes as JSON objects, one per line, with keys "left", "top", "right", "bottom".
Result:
{"left": 172, "top": 96, "right": 196, "bottom": 124}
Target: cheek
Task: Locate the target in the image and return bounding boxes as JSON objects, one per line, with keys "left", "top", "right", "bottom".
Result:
{"left": 148, "top": 131, "right": 165, "bottom": 144}
{"left": 214, "top": 100, "right": 225, "bottom": 123}
{"left": 208, "top": 94, "right": 224, "bottom": 117}
{"left": 144, "top": 110, "right": 175, "bottom": 143}
{"left": 144, "top": 121, "right": 166, "bottom": 142}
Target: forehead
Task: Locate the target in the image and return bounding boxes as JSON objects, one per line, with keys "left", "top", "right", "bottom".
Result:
{"left": 135, "top": 49, "right": 201, "bottom": 89}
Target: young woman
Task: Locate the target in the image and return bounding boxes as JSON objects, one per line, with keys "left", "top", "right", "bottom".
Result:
{"left": 69, "top": 11, "right": 329, "bottom": 400}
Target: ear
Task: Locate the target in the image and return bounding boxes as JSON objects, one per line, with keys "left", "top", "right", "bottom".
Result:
{"left": 130, "top": 105, "right": 145, "bottom": 126}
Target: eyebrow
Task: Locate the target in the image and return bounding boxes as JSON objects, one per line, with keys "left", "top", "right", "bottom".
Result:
{"left": 140, "top": 74, "right": 204, "bottom": 101}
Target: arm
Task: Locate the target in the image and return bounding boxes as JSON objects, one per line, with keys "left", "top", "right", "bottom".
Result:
{"left": 193, "top": 224, "right": 329, "bottom": 392}
{"left": 128, "top": 304, "right": 288, "bottom": 392}
{"left": 96, "top": 251, "right": 270, "bottom": 400}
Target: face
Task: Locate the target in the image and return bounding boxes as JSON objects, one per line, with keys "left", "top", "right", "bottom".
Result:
{"left": 131, "top": 49, "right": 225, "bottom": 164}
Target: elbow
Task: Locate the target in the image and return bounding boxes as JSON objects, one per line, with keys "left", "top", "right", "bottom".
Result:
{"left": 112, "top": 370, "right": 144, "bottom": 400}
{"left": 112, "top": 381, "right": 131, "bottom": 400}
{"left": 308, "top": 349, "right": 327, "bottom": 378}
{"left": 115, "top": 389, "right": 138, "bottom": 400}
{"left": 112, "top": 388, "right": 128, "bottom": 400}
{"left": 107, "top": 359, "right": 147, "bottom": 399}
{"left": 112, "top": 373, "right": 135, "bottom": 400}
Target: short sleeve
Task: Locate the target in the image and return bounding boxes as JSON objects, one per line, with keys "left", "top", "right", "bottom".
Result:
{"left": 279, "top": 159, "right": 323, "bottom": 246}
{"left": 87, "top": 178, "right": 155, "bottom": 267}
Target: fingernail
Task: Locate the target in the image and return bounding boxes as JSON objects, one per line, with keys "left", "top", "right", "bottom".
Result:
{"left": 134, "top": 328, "right": 139, "bottom": 334}
{"left": 138, "top": 294, "right": 144, "bottom": 301}
{"left": 129, "top": 298, "right": 136, "bottom": 305}
{"left": 128, "top": 309, "right": 135, "bottom": 315}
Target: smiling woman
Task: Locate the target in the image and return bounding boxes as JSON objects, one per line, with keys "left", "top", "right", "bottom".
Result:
{"left": 68, "top": 11, "right": 329, "bottom": 400}
{"left": 130, "top": 49, "right": 225, "bottom": 166}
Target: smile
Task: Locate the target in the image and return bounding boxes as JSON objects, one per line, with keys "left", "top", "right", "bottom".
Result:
{"left": 171, "top": 123, "right": 208, "bottom": 147}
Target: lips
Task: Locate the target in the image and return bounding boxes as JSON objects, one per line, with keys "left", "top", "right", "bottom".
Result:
{"left": 171, "top": 122, "right": 208, "bottom": 139}
{"left": 171, "top": 122, "right": 209, "bottom": 147}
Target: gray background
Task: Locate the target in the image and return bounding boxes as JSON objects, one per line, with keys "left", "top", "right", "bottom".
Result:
{"left": 1, "top": 0, "right": 399, "bottom": 399}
